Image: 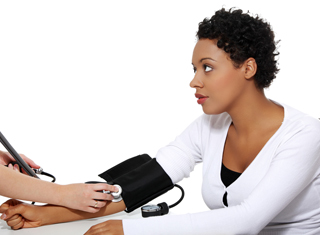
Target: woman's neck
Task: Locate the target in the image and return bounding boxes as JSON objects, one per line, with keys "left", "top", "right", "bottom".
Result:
{"left": 227, "top": 89, "right": 284, "bottom": 137}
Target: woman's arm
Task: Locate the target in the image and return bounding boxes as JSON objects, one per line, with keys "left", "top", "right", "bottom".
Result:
{"left": 0, "top": 199, "right": 126, "bottom": 229}
{"left": 121, "top": 120, "right": 320, "bottom": 235}
{"left": 0, "top": 165, "right": 118, "bottom": 212}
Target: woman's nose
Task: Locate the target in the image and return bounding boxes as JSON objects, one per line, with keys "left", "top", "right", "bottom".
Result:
{"left": 190, "top": 74, "right": 204, "bottom": 88}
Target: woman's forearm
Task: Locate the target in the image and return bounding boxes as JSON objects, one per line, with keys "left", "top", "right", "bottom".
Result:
{"left": 41, "top": 201, "right": 126, "bottom": 226}
{"left": 1, "top": 165, "right": 121, "bottom": 213}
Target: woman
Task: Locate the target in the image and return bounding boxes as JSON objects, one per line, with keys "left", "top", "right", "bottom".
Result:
{"left": 1, "top": 8, "right": 320, "bottom": 235}
{"left": 0, "top": 150, "right": 117, "bottom": 213}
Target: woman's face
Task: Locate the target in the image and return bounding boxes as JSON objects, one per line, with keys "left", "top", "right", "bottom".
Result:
{"left": 190, "top": 39, "right": 248, "bottom": 115}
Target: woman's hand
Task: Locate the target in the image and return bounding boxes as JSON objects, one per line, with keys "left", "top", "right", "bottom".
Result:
{"left": 58, "top": 183, "right": 119, "bottom": 213}
{"left": 1, "top": 199, "right": 126, "bottom": 231}
{"left": 0, "top": 150, "right": 40, "bottom": 171}
{"left": 0, "top": 199, "right": 44, "bottom": 230}
{"left": 84, "top": 220, "right": 124, "bottom": 235}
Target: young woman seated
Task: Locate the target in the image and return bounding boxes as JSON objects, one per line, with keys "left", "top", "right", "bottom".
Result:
{"left": 1, "top": 7, "right": 320, "bottom": 235}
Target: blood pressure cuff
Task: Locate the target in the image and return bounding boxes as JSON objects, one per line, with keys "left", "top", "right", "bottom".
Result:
{"left": 98, "top": 154, "right": 174, "bottom": 213}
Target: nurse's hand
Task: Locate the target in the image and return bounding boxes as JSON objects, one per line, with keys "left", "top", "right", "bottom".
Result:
{"left": 0, "top": 150, "right": 40, "bottom": 172}
{"left": 84, "top": 220, "right": 124, "bottom": 235}
{"left": 59, "top": 183, "right": 119, "bottom": 213}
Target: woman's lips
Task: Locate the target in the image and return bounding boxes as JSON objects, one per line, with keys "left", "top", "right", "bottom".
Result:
{"left": 197, "top": 97, "right": 208, "bottom": 104}
{"left": 195, "top": 94, "right": 208, "bottom": 105}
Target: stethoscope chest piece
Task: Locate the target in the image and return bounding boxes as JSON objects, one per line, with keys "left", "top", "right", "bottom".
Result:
{"left": 103, "top": 184, "right": 123, "bottom": 202}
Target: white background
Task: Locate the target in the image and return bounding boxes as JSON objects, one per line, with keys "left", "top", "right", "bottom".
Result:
{"left": 0, "top": 0, "right": 319, "bottom": 232}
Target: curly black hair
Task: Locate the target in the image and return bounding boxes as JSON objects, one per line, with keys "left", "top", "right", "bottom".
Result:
{"left": 197, "top": 8, "right": 280, "bottom": 89}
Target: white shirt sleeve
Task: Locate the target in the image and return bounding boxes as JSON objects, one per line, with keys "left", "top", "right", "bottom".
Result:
{"left": 123, "top": 117, "right": 320, "bottom": 235}
{"left": 155, "top": 115, "right": 204, "bottom": 183}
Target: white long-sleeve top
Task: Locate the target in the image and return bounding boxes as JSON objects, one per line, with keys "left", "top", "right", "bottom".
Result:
{"left": 123, "top": 102, "right": 320, "bottom": 235}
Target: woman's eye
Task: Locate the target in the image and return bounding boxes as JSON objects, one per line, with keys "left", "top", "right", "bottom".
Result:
{"left": 204, "top": 65, "right": 213, "bottom": 72}
{"left": 193, "top": 67, "right": 197, "bottom": 73}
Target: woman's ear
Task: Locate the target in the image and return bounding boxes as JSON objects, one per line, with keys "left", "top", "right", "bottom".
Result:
{"left": 244, "top": 58, "right": 257, "bottom": 80}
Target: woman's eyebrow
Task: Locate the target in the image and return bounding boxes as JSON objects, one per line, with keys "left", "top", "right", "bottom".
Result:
{"left": 192, "top": 57, "right": 217, "bottom": 66}
{"left": 200, "top": 57, "right": 217, "bottom": 62}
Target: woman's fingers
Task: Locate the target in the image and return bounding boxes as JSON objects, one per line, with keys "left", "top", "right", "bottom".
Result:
{"left": 82, "top": 200, "right": 108, "bottom": 213}
{"left": 91, "top": 200, "right": 107, "bottom": 209}
{"left": 59, "top": 183, "right": 120, "bottom": 213}
{"left": 19, "top": 154, "right": 40, "bottom": 169}
{"left": 92, "top": 191, "right": 114, "bottom": 201}
{"left": 11, "top": 218, "right": 25, "bottom": 230}
{"left": 13, "top": 164, "right": 20, "bottom": 172}
{"left": 0, "top": 202, "right": 27, "bottom": 230}
{"left": 2, "top": 202, "right": 27, "bottom": 221}
{"left": 85, "top": 183, "right": 118, "bottom": 202}
{"left": 0, "top": 199, "right": 23, "bottom": 213}
{"left": 84, "top": 220, "right": 124, "bottom": 235}
{"left": 6, "top": 214, "right": 24, "bottom": 229}
{"left": 92, "top": 183, "right": 119, "bottom": 193}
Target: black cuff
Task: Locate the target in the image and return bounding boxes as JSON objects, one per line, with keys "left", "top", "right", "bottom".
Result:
{"left": 99, "top": 155, "right": 174, "bottom": 213}
{"left": 98, "top": 154, "right": 151, "bottom": 182}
